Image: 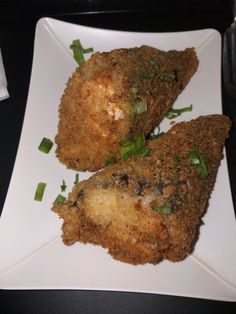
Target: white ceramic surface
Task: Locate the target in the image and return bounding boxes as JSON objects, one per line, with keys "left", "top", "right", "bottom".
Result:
{"left": 0, "top": 17, "right": 235, "bottom": 301}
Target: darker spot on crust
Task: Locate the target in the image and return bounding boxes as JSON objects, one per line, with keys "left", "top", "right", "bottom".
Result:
{"left": 102, "top": 182, "right": 110, "bottom": 189}
{"left": 120, "top": 174, "right": 129, "bottom": 185}
{"left": 138, "top": 179, "right": 148, "bottom": 189}
{"left": 156, "top": 181, "right": 164, "bottom": 193}
{"left": 133, "top": 179, "right": 148, "bottom": 196}
{"left": 77, "top": 189, "right": 85, "bottom": 201}
{"left": 133, "top": 185, "right": 142, "bottom": 195}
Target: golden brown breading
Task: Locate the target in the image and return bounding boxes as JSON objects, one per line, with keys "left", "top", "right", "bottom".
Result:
{"left": 52, "top": 115, "right": 231, "bottom": 265}
{"left": 55, "top": 45, "right": 198, "bottom": 171}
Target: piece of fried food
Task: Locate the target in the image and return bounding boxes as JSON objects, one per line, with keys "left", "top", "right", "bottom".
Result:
{"left": 55, "top": 45, "right": 198, "bottom": 171}
{"left": 52, "top": 114, "right": 231, "bottom": 265}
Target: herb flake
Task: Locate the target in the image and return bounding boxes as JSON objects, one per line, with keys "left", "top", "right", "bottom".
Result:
{"left": 34, "top": 182, "right": 46, "bottom": 202}
{"left": 189, "top": 148, "right": 208, "bottom": 178}
{"left": 74, "top": 173, "right": 80, "bottom": 184}
{"left": 38, "top": 137, "right": 53, "bottom": 154}
{"left": 145, "top": 60, "right": 176, "bottom": 82}
{"left": 105, "top": 156, "right": 117, "bottom": 166}
{"left": 54, "top": 194, "right": 66, "bottom": 205}
{"left": 120, "top": 133, "right": 150, "bottom": 160}
{"left": 166, "top": 105, "right": 193, "bottom": 120}
{"left": 61, "top": 179, "right": 67, "bottom": 192}
{"left": 152, "top": 204, "right": 172, "bottom": 215}
{"left": 70, "top": 39, "right": 94, "bottom": 65}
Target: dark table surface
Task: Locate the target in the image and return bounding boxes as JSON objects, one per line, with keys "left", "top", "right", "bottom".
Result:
{"left": 0, "top": 1, "right": 236, "bottom": 313}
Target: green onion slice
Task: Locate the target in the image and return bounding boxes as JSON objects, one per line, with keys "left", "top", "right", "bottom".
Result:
{"left": 166, "top": 105, "right": 193, "bottom": 120}
{"left": 70, "top": 39, "right": 94, "bottom": 65}
{"left": 145, "top": 60, "right": 176, "bottom": 81}
{"left": 148, "top": 125, "right": 166, "bottom": 140}
{"left": 133, "top": 99, "right": 147, "bottom": 115}
{"left": 189, "top": 149, "right": 208, "bottom": 178}
{"left": 105, "top": 156, "right": 116, "bottom": 166}
{"left": 38, "top": 137, "right": 53, "bottom": 154}
{"left": 137, "top": 146, "right": 150, "bottom": 157}
{"left": 61, "top": 179, "right": 67, "bottom": 192}
{"left": 152, "top": 204, "right": 172, "bottom": 215}
{"left": 148, "top": 131, "right": 165, "bottom": 140}
{"left": 34, "top": 182, "right": 46, "bottom": 201}
{"left": 54, "top": 194, "right": 66, "bottom": 205}
{"left": 198, "top": 159, "right": 208, "bottom": 178}
{"left": 74, "top": 173, "right": 79, "bottom": 184}
{"left": 120, "top": 133, "right": 150, "bottom": 160}
{"left": 120, "top": 139, "right": 136, "bottom": 160}
{"left": 130, "top": 91, "right": 148, "bottom": 116}
{"left": 134, "top": 133, "right": 145, "bottom": 151}
{"left": 189, "top": 149, "right": 200, "bottom": 165}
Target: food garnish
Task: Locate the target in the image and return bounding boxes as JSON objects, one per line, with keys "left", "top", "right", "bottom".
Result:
{"left": 38, "top": 137, "right": 53, "bottom": 154}
{"left": 54, "top": 194, "right": 66, "bottom": 205}
{"left": 152, "top": 204, "right": 172, "bottom": 214}
{"left": 34, "top": 182, "right": 46, "bottom": 201}
{"left": 60, "top": 179, "right": 67, "bottom": 192}
{"left": 130, "top": 92, "right": 148, "bottom": 115}
{"left": 189, "top": 148, "right": 208, "bottom": 178}
{"left": 166, "top": 104, "right": 193, "bottom": 119}
{"left": 105, "top": 156, "right": 117, "bottom": 166}
{"left": 74, "top": 173, "right": 80, "bottom": 184}
{"left": 120, "top": 133, "right": 150, "bottom": 160}
{"left": 145, "top": 60, "right": 176, "bottom": 82}
{"left": 148, "top": 125, "right": 165, "bottom": 140}
{"left": 70, "top": 39, "right": 94, "bottom": 65}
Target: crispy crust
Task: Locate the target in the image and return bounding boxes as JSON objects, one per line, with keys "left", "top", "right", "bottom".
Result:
{"left": 52, "top": 115, "right": 231, "bottom": 265}
{"left": 55, "top": 45, "right": 198, "bottom": 171}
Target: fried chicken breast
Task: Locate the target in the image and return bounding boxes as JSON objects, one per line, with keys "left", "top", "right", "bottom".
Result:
{"left": 55, "top": 45, "right": 198, "bottom": 171}
{"left": 52, "top": 115, "right": 231, "bottom": 265}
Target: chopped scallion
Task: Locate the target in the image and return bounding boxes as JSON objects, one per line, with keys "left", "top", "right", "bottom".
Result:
{"left": 189, "top": 149, "right": 200, "bottom": 165}
{"left": 120, "top": 133, "right": 150, "bottom": 160}
{"left": 34, "top": 182, "right": 46, "bottom": 201}
{"left": 70, "top": 39, "right": 94, "bottom": 65}
{"left": 148, "top": 131, "right": 165, "bottom": 140}
{"left": 61, "top": 179, "right": 67, "bottom": 192}
{"left": 120, "top": 139, "right": 136, "bottom": 160}
{"left": 137, "top": 146, "right": 150, "bottom": 157}
{"left": 133, "top": 99, "right": 147, "bottom": 115}
{"left": 54, "top": 194, "right": 66, "bottom": 205}
{"left": 152, "top": 204, "right": 172, "bottom": 214}
{"left": 38, "top": 137, "right": 53, "bottom": 154}
{"left": 74, "top": 173, "right": 79, "bottom": 184}
{"left": 198, "top": 158, "right": 208, "bottom": 178}
{"left": 144, "top": 60, "right": 176, "bottom": 82}
{"left": 130, "top": 91, "right": 148, "bottom": 116}
{"left": 105, "top": 156, "right": 116, "bottom": 166}
{"left": 166, "top": 105, "right": 193, "bottom": 120}
{"left": 189, "top": 148, "right": 208, "bottom": 178}
{"left": 147, "top": 125, "right": 166, "bottom": 140}
{"left": 134, "top": 133, "right": 145, "bottom": 151}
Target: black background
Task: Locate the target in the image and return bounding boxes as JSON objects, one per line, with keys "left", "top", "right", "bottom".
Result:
{"left": 0, "top": 1, "right": 236, "bottom": 313}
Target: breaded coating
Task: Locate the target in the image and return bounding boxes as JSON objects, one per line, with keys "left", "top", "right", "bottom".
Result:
{"left": 52, "top": 115, "right": 231, "bottom": 265}
{"left": 55, "top": 45, "right": 198, "bottom": 171}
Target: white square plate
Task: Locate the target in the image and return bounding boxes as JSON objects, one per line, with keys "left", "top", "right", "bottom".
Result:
{"left": 0, "top": 17, "right": 235, "bottom": 301}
